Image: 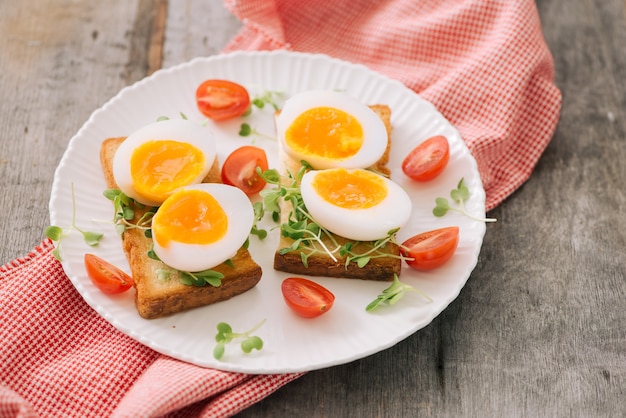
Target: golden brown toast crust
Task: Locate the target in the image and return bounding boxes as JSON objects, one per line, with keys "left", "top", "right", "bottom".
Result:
{"left": 273, "top": 104, "right": 401, "bottom": 282}
{"left": 100, "top": 137, "right": 262, "bottom": 319}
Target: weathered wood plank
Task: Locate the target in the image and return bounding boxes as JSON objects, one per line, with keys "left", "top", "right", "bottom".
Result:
{"left": 0, "top": 0, "right": 161, "bottom": 263}
{"left": 162, "top": 0, "right": 241, "bottom": 67}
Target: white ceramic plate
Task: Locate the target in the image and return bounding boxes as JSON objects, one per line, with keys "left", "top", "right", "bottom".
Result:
{"left": 49, "top": 51, "right": 486, "bottom": 374}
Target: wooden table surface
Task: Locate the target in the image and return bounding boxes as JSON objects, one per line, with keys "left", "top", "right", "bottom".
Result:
{"left": 1, "top": 1, "right": 624, "bottom": 417}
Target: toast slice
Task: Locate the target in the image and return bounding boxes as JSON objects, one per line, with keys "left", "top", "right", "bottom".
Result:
{"left": 100, "top": 137, "right": 262, "bottom": 319}
{"left": 273, "top": 104, "right": 402, "bottom": 282}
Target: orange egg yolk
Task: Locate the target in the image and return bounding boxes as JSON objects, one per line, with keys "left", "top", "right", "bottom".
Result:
{"left": 130, "top": 140, "right": 206, "bottom": 204}
{"left": 153, "top": 189, "right": 228, "bottom": 247}
{"left": 311, "top": 168, "right": 387, "bottom": 209}
{"left": 285, "top": 107, "right": 364, "bottom": 160}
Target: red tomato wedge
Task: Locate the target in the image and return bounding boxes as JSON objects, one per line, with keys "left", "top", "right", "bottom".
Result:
{"left": 84, "top": 254, "right": 134, "bottom": 294}
{"left": 402, "top": 135, "right": 450, "bottom": 181}
{"left": 221, "top": 146, "right": 269, "bottom": 195}
{"left": 401, "top": 226, "right": 460, "bottom": 271}
{"left": 195, "top": 79, "right": 250, "bottom": 121}
{"left": 281, "top": 277, "right": 335, "bottom": 318}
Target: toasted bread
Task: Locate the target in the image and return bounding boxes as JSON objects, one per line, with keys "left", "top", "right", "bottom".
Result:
{"left": 100, "top": 137, "right": 262, "bottom": 319}
{"left": 273, "top": 104, "right": 402, "bottom": 282}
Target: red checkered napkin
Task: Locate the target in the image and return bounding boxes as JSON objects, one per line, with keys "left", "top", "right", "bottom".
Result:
{"left": 1, "top": 1, "right": 561, "bottom": 417}
{"left": 224, "top": 0, "right": 562, "bottom": 210}
{"left": 0, "top": 241, "right": 302, "bottom": 418}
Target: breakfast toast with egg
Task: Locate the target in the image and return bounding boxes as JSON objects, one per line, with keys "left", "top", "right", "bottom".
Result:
{"left": 100, "top": 137, "right": 262, "bottom": 319}
{"left": 274, "top": 104, "right": 402, "bottom": 281}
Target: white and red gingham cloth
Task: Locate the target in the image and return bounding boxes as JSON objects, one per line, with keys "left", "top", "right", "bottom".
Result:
{"left": 1, "top": 0, "right": 561, "bottom": 417}
{"left": 225, "top": 0, "right": 562, "bottom": 211}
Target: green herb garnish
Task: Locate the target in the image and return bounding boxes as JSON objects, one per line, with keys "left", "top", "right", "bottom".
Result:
{"left": 339, "top": 228, "right": 404, "bottom": 268}
{"left": 250, "top": 90, "right": 284, "bottom": 111}
{"left": 103, "top": 188, "right": 155, "bottom": 235}
{"left": 433, "top": 178, "right": 497, "bottom": 222}
{"left": 239, "top": 89, "right": 284, "bottom": 139}
{"left": 250, "top": 201, "right": 268, "bottom": 240}
{"left": 213, "top": 319, "right": 266, "bottom": 360}
{"left": 46, "top": 183, "right": 103, "bottom": 261}
{"left": 146, "top": 246, "right": 225, "bottom": 287}
{"left": 180, "top": 270, "right": 224, "bottom": 287}
{"left": 366, "top": 274, "right": 432, "bottom": 312}
{"left": 238, "top": 122, "right": 274, "bottom": 141}
{"left": 156, "top": 112, "right": 188, "bottom": 122}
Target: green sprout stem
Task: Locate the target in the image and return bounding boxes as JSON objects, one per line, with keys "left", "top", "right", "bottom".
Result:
{"left": 213, "top": 319, "right": 266, "bottom": 360}
{"left": 366, "top": 274, "right": 432, "bottom": 312}
{"left": 103, "top": 188, "right": 155, "bottom": 235}
{"left": 238, "top": 123, "right": 275, "bottom": 141}
{"left": 433, "top": 178, "right": 497, "bottom": 223}
{"left": 45, "top": 183, "right": 103, "bottom": 260}
{"left": 293, "top": 206, "right": 340, "bottom": 262}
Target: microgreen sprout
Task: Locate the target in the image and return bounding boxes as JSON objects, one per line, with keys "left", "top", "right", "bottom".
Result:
{"left": 156, "top": 112, "right": 188, "bottom": 122}
{"left": 238, "top": 122, "right": 275, "bottom": 141}
{"left": 258, "top": 163, "right": 342, "bottom": 266}
{"left": 146, "top": 246, "right": 225, "bottom": 287}
{"left": 45, "top": 183, "right": 103, "bottom": 261}
{"left": 103, "top": 189, "right": 155, "bottom": 235}
{"left": 213, "top": 319, "right": 266, "bottom": 360}
{"left": 339, "top": 228, "right": 404, "bottom": 268}
{"left": 433, "top": 178, "right": 497, "bottom": 222}
{"left": 179, "top": 270, "right": 224, "bottom": 287}
{"left": 366, "top": 274, "right": 432, "bottom": 312}
{"left": 239, "top": 89, "right": 283, "bottom": 140}
{"left": 250, "top": 201, "right": 268, "bottom": 240}
{"left": 249, "top": 90, "right": 284, "bottom": 112}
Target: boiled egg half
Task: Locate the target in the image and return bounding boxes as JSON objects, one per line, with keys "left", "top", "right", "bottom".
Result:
{"left": 112, "top": 119, "right": 216, "bottom": 207}
{"left": 300, "top": 168, "right": 412, "bottom": 241}
{"left": 276, "top": 90, "right": 388, "bottom": 170}
{"left": 150, "top": 183, "right": 254, "bottom": 272}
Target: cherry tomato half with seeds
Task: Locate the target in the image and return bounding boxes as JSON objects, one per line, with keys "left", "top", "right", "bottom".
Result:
{"left": 195, "top": 79, "right": 250, "bottom": 121}
{"left": 281, "top": 277, "right": 335, "bottom": 318}
{"left": 84, "top": 253, "right": 134, "bottom": 294}
{"left": 402, "top": 135, "right": 450, "bottom": 182}
{"left": 401, "top": 226, "right": 459, "bottom": 271}
{"left": 221, "top": 146, "right": 269, "bottom": 195}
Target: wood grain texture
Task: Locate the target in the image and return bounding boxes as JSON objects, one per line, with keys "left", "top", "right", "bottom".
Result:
{"left": 0, "top": 0, "right": 624, "bottom": 417}
{"left": 0, "top": 0, "right": 141, "bottom": 262}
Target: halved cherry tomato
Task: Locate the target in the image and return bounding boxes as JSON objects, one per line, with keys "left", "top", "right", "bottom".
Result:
{"left": 400, "top": 226, "right": 459, "bottom": 271}
{"left": 195, "top": 79, "right": 250, "bottom": 121}
{"left": 281, "top": 277, "right": 335, "bottom": 318}
{"left": 402, "top": 135, "right": 450, "bottom": 181}
{"left": 221, "top": 146, "right": 269, "bottom": 195}
{"left": 84, "top": 254, "right": 134, "bottom": 294}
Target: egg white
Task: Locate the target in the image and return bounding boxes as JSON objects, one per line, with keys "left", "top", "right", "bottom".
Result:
{"left": 112, "top": 119, "right": 216, "bottom": 206}
{"left": 275, "top": 90, "right": 388, "bottom": 170}
{"left": 151, "top": 183, "right": 254, "bottom": 272}
{"left": 300, "top": 169, "right": 412, "bottom": 241}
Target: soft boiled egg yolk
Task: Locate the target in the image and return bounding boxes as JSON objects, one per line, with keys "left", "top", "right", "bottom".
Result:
{"left": 300, "top": 168, "right": 412, "bottom": 241}
{"left": 112, "top": 119, "right": 216, "bottom": 207}
{"left": 153, "top": 189, "right": 228, "bottom": 247}
{"left": 276, "top": 90, "right": 388, "bottom": 170}
{"left": 151, "top": 183, "right": 254, "bottom": 272}
{"left": 312, "top": 167, "right": 387, "bottom": 210}
{"left": 285, "top": 107, "right": 363, "bottom": 161}
{"left": 130, "top": 140, "right": 206, "bottom": 205}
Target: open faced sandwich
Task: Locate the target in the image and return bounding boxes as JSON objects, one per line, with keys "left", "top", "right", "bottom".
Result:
{"left": 268, "top": 90, "right": 412, "bottom": 281}
{"left": 100, "top": 119, "right": 262, "bottom": 319}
